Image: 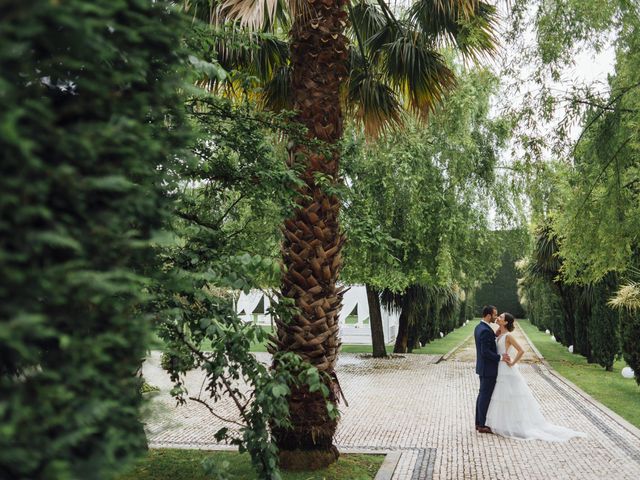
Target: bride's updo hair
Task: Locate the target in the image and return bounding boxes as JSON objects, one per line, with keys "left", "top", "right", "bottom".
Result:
{"left": 504, "top": 312, "right": 515, "bottom": 332}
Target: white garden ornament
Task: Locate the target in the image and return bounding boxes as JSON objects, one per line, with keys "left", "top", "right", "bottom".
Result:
{"left": 545, "top": 329, "right": 550, "bottom": 335}
{"left": 622, "top": 367, "right": 635, "bottom": 379}
{"left": 550, "top": 335, "right": 556, "bottom": 342}
{"left": 439, "top": 332, "right": 444, "bottom": 338}
{"left": 568, "top": 345, "right": 574, "bottom": 353}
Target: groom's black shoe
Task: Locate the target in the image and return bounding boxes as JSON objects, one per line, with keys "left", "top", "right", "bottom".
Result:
{"left": 477, "top": 426, "right": 493, "bottom": 434}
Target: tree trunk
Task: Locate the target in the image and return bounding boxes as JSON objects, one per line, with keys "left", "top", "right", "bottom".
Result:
{"left": 271, "top": 0, "right": 349, "bottom": 470}
{"left": 366, "top": 284, "right": 386, "bottom": 358}
{"left": 394, "top": 306, "right": 409, "bottom": 353}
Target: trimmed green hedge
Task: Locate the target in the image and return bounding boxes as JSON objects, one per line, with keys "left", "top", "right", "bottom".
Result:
{"left": 0, "top": 1, "right": 189, "bottom": 478}
{"left": 475, "top": 250, "right": 525, "bottom": 318}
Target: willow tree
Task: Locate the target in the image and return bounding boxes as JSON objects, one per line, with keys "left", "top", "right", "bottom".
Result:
{"left": 197, "top": 0, "right": 500, "bottom": 468}
{"left": 507, "top": 0, "right": 640, "bottom": 378}
{"left": 341, "top": 67, "right": 513, "bottom": 355}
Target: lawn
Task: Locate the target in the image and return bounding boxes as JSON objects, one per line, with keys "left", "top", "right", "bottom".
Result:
{"left": 519, "top": 319, "right": 640, "bottom": 429}
{"left": 117, "top": 449, "right": 384, "bottom": 480}
{"left": 410, "top": 320, "right": 476, "bottom": 355}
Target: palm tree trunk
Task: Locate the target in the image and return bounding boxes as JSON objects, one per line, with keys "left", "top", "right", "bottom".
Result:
{"left": 271, "top": 0, "right": 349, "bottom": 470}
{"left": 366, "top": 284, "right": 386, "bottom": 358}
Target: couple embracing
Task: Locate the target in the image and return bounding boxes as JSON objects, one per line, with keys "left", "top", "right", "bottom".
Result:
{"left": 474, "top": 305, "right": 587, "bottom": 441}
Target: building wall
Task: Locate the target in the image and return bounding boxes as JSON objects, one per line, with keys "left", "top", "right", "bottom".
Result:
{"left": 236, "top": 285, "right": 399, "bottom": 345}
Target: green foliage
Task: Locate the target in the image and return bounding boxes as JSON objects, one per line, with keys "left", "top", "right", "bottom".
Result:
{"left": 153, "top": 88, "right": 337, "bottom": 478}
{"left": 474, "top": 230, "right": 527, "bottom": 318}
{"left": 619, "top": 309, "right": 640, "bottom": 385}
{"left": 574, "top": 285, "right": 594, "bottom": 358}
{"left": 588, "top": 275, "right": 621, "bottom": 371}
{"left": 0, "top": 0, "right": 190, "bottom": 478}
{"left": 341, "top": 66, "right": 517, "bottom": 351}
{"left": 507, "top": 1, "right": 639, "bottom": 378}
{"left": 506, "top": 1, "right": 640, "bottom": 283}
{"left": 517, "top": 257, "right": 565, "bottom": 336}
{"left": 141, "top": 382, "right": 161, "bottom": 395}
{"left": 519, "top": 248, "right": 623, "bottom": 369}
{"left": 341, "top": 67, "right": 513, "bottom": 293}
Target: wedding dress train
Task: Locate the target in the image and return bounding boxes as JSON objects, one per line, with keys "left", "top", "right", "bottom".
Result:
{"left": 485, "top": 334, "right": 587, "bottom": 442}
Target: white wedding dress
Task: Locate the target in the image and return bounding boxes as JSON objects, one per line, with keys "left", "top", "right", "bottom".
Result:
{"left": 485, "top": 333, "right": 587, "bottom": 442}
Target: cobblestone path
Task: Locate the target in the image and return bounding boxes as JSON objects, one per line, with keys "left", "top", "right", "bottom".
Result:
{"left": 143, "top": 321, "right": 640, "bottom": 479}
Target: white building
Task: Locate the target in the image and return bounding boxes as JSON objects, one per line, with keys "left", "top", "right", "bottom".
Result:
{"left": 236, "top": 285, "right": 399, "bottom": 345}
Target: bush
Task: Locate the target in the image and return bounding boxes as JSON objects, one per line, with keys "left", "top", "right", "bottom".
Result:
{"left": 574, "top": 285, "right": 593, "bottom": 359}
{"left": 588, "top": 277, "right": 621, "bottom": 371}
{"left": 620, "top": 309, "right": 640, "bottom": 385}
{"left": 0, "top": 1, "right": 189, "bottom": 478}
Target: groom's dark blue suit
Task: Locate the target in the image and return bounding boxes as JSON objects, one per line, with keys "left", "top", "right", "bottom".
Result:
{"left": 474, "top": 321, "right": 501, "bottom": 428}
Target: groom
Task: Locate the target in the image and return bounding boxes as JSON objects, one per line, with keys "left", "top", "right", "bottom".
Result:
{"left": 475, "top": 305, "right": 510, "bottom": 434}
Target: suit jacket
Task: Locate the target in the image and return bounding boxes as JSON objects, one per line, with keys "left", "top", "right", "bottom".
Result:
{"left": 474, "top": 321, "right": 500, "bottom": 377}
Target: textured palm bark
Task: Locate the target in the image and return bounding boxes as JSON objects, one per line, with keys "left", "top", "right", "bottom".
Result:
{"left": 269, "top": 0, "right": 349, "bottom": 469}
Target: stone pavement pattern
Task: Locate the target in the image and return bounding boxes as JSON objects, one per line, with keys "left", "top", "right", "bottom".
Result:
{"left": 143, "top": 322, "right": 640, "bottom": 479}
{"left": 449, "top": 322, "right": 540, "bottom": 363}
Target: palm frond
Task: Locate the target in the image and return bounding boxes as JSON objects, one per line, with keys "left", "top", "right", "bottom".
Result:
{"left": 453, "top": 2, "right": 499, "bottom": 60}
{"left": 345, "top": 52, "right": 403, "bottom": 138}
{"left": 263, "top": 65, "right": 292, "bottom": 110}
{"left": 609, "top": 282, "right": 640, "bottom": 311}
{"left": 408, "top": 0, "right": 498, "bottom": 61}
{"left": 209, "top": 30, "right": 288, "bottom": 90}
{"left": 382, "top": 30, "right": 456, "bottom": 118}
{"left": 428, "top": 0, "right": 481, "bottom": 17}
{"left": 254, "top": 35, "right": 289, "bottom": 79}
{"left": 531, "top": 224, "right": 562, "bottom": 279}
{"left": 217, "top": 0, "right": 312, "bottom": 30}
{"left": 218, "top": 0, "right": 280, "bottom": 30}
{"left": 408, "top": 0, "right": 479, "bottom": 33}
{"left": 349, "top": 1, "right": 388, "bottom": 44}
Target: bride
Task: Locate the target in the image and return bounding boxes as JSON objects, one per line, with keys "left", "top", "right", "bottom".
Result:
{"left": 485, "top": 313, "right": 587, "bottom": 442}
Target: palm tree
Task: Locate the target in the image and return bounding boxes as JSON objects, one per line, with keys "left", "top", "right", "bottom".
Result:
{"left": 530, "top": 223, "right": 577, "bottom": 346}
{"left": 186, "top": 0, "right": 499, "bottom": 468}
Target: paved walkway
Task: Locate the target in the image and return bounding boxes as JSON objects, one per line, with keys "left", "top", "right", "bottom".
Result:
{"left": 448, "top": 322, "right": 540, "bottom": 364}
{"left": 142, "top": 322, "right": 640, "bottom": 479}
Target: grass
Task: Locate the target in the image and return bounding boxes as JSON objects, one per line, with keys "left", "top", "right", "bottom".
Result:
{"left": 410, "top": 320, "right": 476, "bottom": 355}
{"left": 519, "top": 319, "right": 640, "bottom": 429}
{"left": 117, "top": 449, "right": 384, "bottom": 480}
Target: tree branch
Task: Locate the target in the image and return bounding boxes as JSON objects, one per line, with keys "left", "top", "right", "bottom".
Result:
{"left": 175, "top": 210, "right": 218, "bottom": 230}
{"left": 575, "top": 136, "right": 633, "bottom": 219}
{"left": 188, "top": 396, "right": 245, "bottom": 427}
{"left": 572, "top": 81, "right": 640, "bottom": 156}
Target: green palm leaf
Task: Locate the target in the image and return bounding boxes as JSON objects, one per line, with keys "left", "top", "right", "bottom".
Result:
{"left": 408, "top": 0, "right": 498, "bottom": 60}
{"left": 382, "top": 30, "right": 456, "bottom": 117}
{"left": 346, "top": 51, "right": 402, "bottom": 137}
{"left": 349, "top": 1, "right": 387, "bottom": 44}
{"left": 263, "top": 65, "right": 292, "bottom": 110}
